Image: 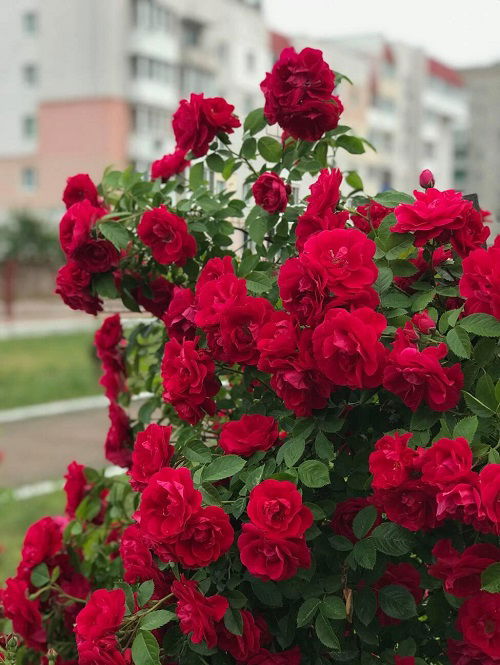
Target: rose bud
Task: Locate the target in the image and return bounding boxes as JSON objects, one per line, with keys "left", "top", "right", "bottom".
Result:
{"left": 419, "top": 169, "right": 435, "bottom": 189}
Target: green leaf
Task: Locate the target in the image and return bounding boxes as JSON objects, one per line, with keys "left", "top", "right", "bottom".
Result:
{"left": 463, "top": 391, "right": 495, "bottom": 418}
{"left": 460, "top": 313, "right": 500, "bottom": 337}
{"left": 202, "top": 455, "right": 246, "bottom": 482}
{"left": 184, "top": 440, "right": 212, "bottom": 464}
{"left": 246, "top": 271, "right": 273, "bottom": 294}
{"left": 298, "top": 460, "right": 330, "bottom": 488}
{"left": 189, "top": 162, "right": 204, "bottom": 189}
{"left": 132, "top": 631, "right": 160, "bottom": 665}
{"left": 476, "top": 373, "right": 497, "bottom": 410}
{"left": 410, "top": 406, "right": 439, "bottom": 431}
{"left": 453, "top": 415, "right": 478, "bottom": 441}
{"left": 315, "top": 614, "right": 341, "bottom": 650}
{"left": 99, "top": 221, "right": 130, "bottom": 250}
{"left": 346, "top": 171, "right": 363, "bottom": 190}
{"left": 378, "top": 585, "right": 417, "bottom": 620}
{"left": 314, "top": 431, "right": 334, "bottom": 461}
{"left": 224, "top": 607, "right": 243, "bottom": 636}
{"left": 280, "top": 436, "right": 306, "bottom": 468}
{"left": 374, "top": 190, "right": 414, "bottom": 206}
{"left": 258, "top": 136, "right": 282, "bottom": 162}
{"left": 238, "top": 252, "right": 259, "bottom": 277}
{"left": 481, "top": 562, "right": 500, "bottom": 593}
{"left": 248, "top": 213, "right": 267, "bottom": 244}
{"left": 297, "top": 598, "right": 321, "bottom": 627}
{"left": 30, "top": 563, "right": 50, "bottom": 588}
{"left": 353, "top": 539, "right": 377, "bottom": 569}
{"left": 137, "top": 580, "right": 155, "bottom": 607}
{"left": 371, "top": 523, "right": 414, "bottom": 556}
{"left": 354, "top": 587, "right": 377, "bottom": 626}
{"left": 241, "top": 137, "right": 257, "bottom": 160}
{"left": 352, "top": 505, "right": 378, "bottom": 540}
{"left": 206, "top": 153, "right": 225, "bottom": 172}
{"left": 381, "top": 291, "right": 411, "bottom": 309}
{"left": 251, "top": 579, "right": 282, "bottom": 607}
{"left": 330, "top": 535, "right": 353, "bottom": 551}
{"left": 411, "top": 289, "right": 436, "bottom": 313}
{"left": 321, "top": 596, "right": 346, "bottom": 620}
{"left": 446, "top": 327, "right": 472, "bottom": 359}
{"left": 390, "top": 260, "right": 418, "bottom": 277}
{"left": 140, "top": 610, "right": 176, "bottom": 631}
{"left": 244, "top": 108, "right": 267, "bottom": 135}
{"left": 374, "top": 266, "right": 393, "bottom": 294}
{"left": 93, "top": 272, "right": 120, "bottom": 299}
{"left": 336, "top": 134, "right": 365, "bottom": 154}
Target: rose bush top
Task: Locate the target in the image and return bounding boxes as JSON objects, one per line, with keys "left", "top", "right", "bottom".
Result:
{"left": 1, "top": 46, "right": 500, "bottom": 665}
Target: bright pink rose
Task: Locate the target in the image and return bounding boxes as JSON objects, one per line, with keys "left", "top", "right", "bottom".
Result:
{"left": 369, "top": 432, "right": 417, "bottom": 490}
{"left": 62, "top": 173, "right": 100, "bottom": 209}
{"left": 457, "top": 591, "right": 500, "bottom": 659}
{"left": 151, "top": 148, "right": 190, "bottom": 180}
{"left": 75, "top": 588, "right": 126, "bottom": 642}
{"left": 460, "top": 243, "right": 500, "bottom": 319}
{"left": 419, "top": 169, "right": 435, "bottom": 189}
{"left": 137, "top": 206, "right": 196, "bottom": 266}
{"left": 330, "top": 497, "right": 381, "bottom": 543}
{"left": 128, "top": 424, "right": 174, "bottom": 492}
{"left": 219, "top": 415, "right": 279, "bottom": 457}
{"left": 252, "top": 172, "right": 291, "bottom": 213}
{"left": 247, "top": 479, "right": 313, "bottom": 539}
{"left": 172, "top": 576, "right": 228, "bottom": 648}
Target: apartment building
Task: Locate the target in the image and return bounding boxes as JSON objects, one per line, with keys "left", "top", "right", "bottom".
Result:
{"left": 0, "top": 0, "right": 270, "bottom": 219}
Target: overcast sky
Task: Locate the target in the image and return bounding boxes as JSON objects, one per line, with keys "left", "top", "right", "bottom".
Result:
{"left": 262, "top": 0, "right": 500, "bottom": 68}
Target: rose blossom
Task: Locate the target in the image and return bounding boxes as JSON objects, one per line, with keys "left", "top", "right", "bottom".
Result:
{"left": 419, "top": 169, "right": 435, "bottom": 189}
{"left": 59, "top": 200, "right": 106, "bottom": 257}
{"left": 215, "top": 296, "right": 274, "bottom": 365}
{"left": 295, "top": 210, "right": 349, "bottom": 251}
{"left": 172, "top": 576, "right": 228, "bottom": 648}
{"left": 137, "top": 206, "right": 196, "bottom": 266}
{"left": 247, "top": 479, "right": 313, "bottom": 539}
{"left": 195, "top": 255, "right": 235, "bottom": 294}
{"left": 217, "top": 609, "right": 263, "bottom": 661}
{"left": 128, "top": 424, "right": 175, "bottom": 492}
{"left": 62, "top": 173, "right": 100, "bottom": 209}
{"left": 75, "top": 588, "right": 126, "bottom": 642}
{"left": 219, "top": 415, "right": 279, "bottom": 457}
{"left": 411, "top": 310, "right": 436, "bottom": 334}
{"left": 369, "top": 432, "right": 417, "bottom": 490}
{"left": 375, "top": 562, "right": 423, "bottom": 626}
{"left": 419, "top": 437, "right": 473, "bottom": 489}
{"left": 77, "top": 638, "right": 129, "bottom": 665}
{"left": 252, "top": 172, "right": 291, "bottom": 214}
{"left": 104, "top": 403, "right": 133, "bottom": 468}
{"left": 162, "top": 286, "right": 197, "bottom": 341}
{"left": 18, "top": 517, "right": 62, "bottom": 574}
{"left": 448, "top": 639, "right": 500, "bottom": 665}
{"left": 64, "top": 461, "right": 89, "bottom": 518}
{"left": 55, "top": 260, "right": 102, "bottom": 315}
{"left": 151, "top": 148, "right": 190, "bottom": 180}
{"left": 132, "top": 275, "right": 175, "bottom": 318}
{"left": 479, "top": 464, "right": 500, "bottom": 524}
{"left": 195, "top": 273, "right": 247, "bottom": 330}
{"left": 460, "top": 241, "right": 500, "bottom": 319}
{"left": 350, "top": 201, "right": 394, "bottom": 233}
{"left": 457, "top": 591, "right": 500, "bottom": 659}
{"left": 0, "top": 577, "right": 46, "bottom": 650}
{"left": 373, "top": 480, "right": 438, "bottom": 531}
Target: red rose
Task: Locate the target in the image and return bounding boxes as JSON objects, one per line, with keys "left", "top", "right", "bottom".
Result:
{"left": 62, "top": 174, "right": 100, "bottom": 209}
{"left": 104, "top": 403, "right": 133, "bottom": 468}
{"left": 448, "top": 638, "right": 500, "bottom": 665}
{"left": 260, "top": 47, "right": 343, "bottom": 141}
{"left": 419, "top": 169, "right": 435, "bottom": 188}
{"left": 138, "top": 206, "right": 196, "bottom": 266}
{"left": 429, "top": 539, "right": 500, "bottom": 597}
{"left": 19, "top": 517, "right": 62, "bottom": 573}
{"left": 460, "top": 243, "right": 500, "bottom": 319}
{"left": 278, "top": 257, "right": 330, "bottom": 326}
{"left": 457, "top": 591, "right": 500, "bottom": 659}
{"left": 217, "top": 609, "right": 262, "bottom": 661}
{"left": 452, "top": 206, "right": 490, "bottom": 258}
{"left": 55, "top": 261, "right": 102, "bottom": 315}
{"left": 195, "top": 255, "right": 235, "bottom": 294}
{"left": 247, "top": 479, "right": 313, "bottom": 539}
{"left": 435, "top": 478, "right": 492, "bottom": 531}
{"left": 312, "top": 307, "right": 387, "bottom": 389}
{"left": 252, "top": 172, "right": 291, "bottom": 214}
{"left": 306, "top": 168, "right": 342, "bottom": 217}
{"left": 195, "top": 274, "right": 247, "bottom": 330}
{"left": 479, "top": 464, "right": 500, "bottom": 524}
{"left": 257, "top": 311, "right": 299, "bottom": 373}
{"left": 238, "top": 523, "right": 311, "bottom": 582}
{"left": 411, "top": 310, "right": 436, "bottom": 334}
{"left": 214, "top": 296, "right": 273, "bottom": 365}
{"left": 59, "top": 200, "right": 106, "bottom": 256}
{"left": 0, "top": 576, "right": 46, "bottom": 650}
{"left": 162, "top": 286, "right": 197, "bottom": 341}
{"left": 77, "top": 638, "right": 129, "bottom": 665}
{"left": 369, "top": 432, "right": 417, "bottom": 490}
{"left": 245, "top": 647, "right": 302, "bottom": 665}
{"left": 302, "top": 229, "right": 378, "bottom": 295}
{"left": 132, "top": 275, "right": 175, "bottom": 318}
{"left": 161, "top": 337, "right": 220, "bottom": 425}
{"left": 72, "top": 238, "right": 119, "bottom": 273}
{"left": 350, "top": 202, "right": 393, "bottom": 233}
{"left": 295, "top": 210, "right": 349, "bottom": 251}
{"left": 419, "top": 437, "right": 472, "bottom": 489}
{"left": 219, "top": 415, "right": 279, "bottom": 457}
{"left": 119, "top": 525, "right": 171, "bottom": 596}
{"left": 383, "top": 342, "right": 463, "bottom": 412}
{"left": 75, "top": 588, "right": 126, "bottom": 642}
{"left": 172, "top": 576, "right": 228, "bottom": 648}
{"left": 330, "top": 497, "right": 381, "bottom": 543}
{"left": 64, "top": 461, "right": 88, "bottom": 518}
{"left": 373, "top": 480, "right": 438, "bottom": 531}
{"left": 159, "top": 505, "right": 234, "bottom": 568}
{"left": 136, "top": 467, "right": 202, "bottom": 545}
{"left": 95, "top": 314, "right": 123, "bottom": 354}
{"left": 128, "top": 424, "right": 174, "bottom": 492}
{"left": 375, "top": 562, "right": 423, "bottom": 625}
{"left": 173, "top": 93, "right": 240, "bottom": 158}
{"left": 394, "top": 658, "right": 415, "bottom": 665}
{"left": 151, "top": 148, "right": 190, "bottom": 180}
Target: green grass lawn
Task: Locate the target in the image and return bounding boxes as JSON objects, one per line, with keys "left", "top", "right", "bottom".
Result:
{"left": 0, "top": 332, "right": 101, "bottom": 410}
{"left": 0, "top": 490, "right": 65, "bottom": 583}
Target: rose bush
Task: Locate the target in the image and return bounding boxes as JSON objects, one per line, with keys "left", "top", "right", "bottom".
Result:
{"left": 1, "top": 45, "right": 499, "bottom": 665}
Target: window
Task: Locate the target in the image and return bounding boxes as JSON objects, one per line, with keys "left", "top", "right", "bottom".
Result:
{"left": 23, "top": 64, "right": 38, "bottom": 85}
{"left": 132, "top": 0, "right": 175, "bottom": 32}
{"left": 21, "top": 167, "right": 37, "bottom": 191}
{"left": 291, "top": 186, "right": 300, "bottom": 204}
{"left": 130, "top": 55, "right": 175, "bottom": 85}
{"left": 182, "top": 19, "right": 203, "bottom": 47}
{"left": 22, "top": 11, "right": 38, "bottom": 34}
{"left": 22, "top": 115, "right": 37, "bottom": 138}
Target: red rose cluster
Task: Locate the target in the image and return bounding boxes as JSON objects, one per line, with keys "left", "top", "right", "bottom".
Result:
{"left": 370, "top": 432, "right": 499, "bottom": 534}
{"left": 260, "top": 47, "right": 343, "bottom": 141}
{"left": 460, "top": 235, "right": 500, "bottom": 319}
{"left": 238, "top": 479, "right": 313, "bottom": 581}
{"left": 75, "top": 589, "right": 127, "bottom": 665}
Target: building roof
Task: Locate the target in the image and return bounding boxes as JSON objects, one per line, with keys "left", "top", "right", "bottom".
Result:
{"left": 427, "top": 58, "right": 463, "bottom": 87}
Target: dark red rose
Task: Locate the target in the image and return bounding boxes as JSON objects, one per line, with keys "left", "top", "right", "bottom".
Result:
{"left": 132, "top": 275, "right": 175, "bottom": 318}
{"left": 330, "top": 497, "right": 381, "bottom": 543}
{"left": 448, "top": 639, "right": 500, "bottom": 665}
{"left": 195, "top": 274, "right": 247, "bottom": 330}
{"left": 452, "top": 207, "right": 490, "bottom": 258}
{"left": 411, "top": 310, "right": 436, "bottom": 334}
{"left": 59, "top": 200, "right": 106, "bottom": 256}
{"left": 245, "top": 647, "right": 302, "bottom": 665}
{"left": 247, "top": 479, "right": 313, "bottom": 539}
{"left": 72, "top": 238, "right": 119, "bottom": 273}
{"left": 278, "top": 257, "right": 330, "bottom": 326}
{"left": 62, "top": 174, "right": 100, "bottom": 209}
{"left": 138, "top": 206, "right": 196, "bottom": 266}
{"left": 151, "top": 148, "right": 190, "bottom": 180}
{"left": 95, "top": 314, "right": 123, "bottom": 354}
{"left": 77, "top": 638, "right": 129, "bottom": 665}
{"left": 64, "top": 461, "right": 89, "bottom": 518}
{"left": 55, "top": 260, "right": 102, "bottom": 315}
{"left": 460, "top": 243, "right": 500, "bottom": 319}
{"left": 369, "top": 432, "right": 417, "bottom": 490}
{"left": 214, "top": 296, "right": 273, "bottom": 365}
{"left": 383, "top": 342, "right": 463, "bottom": 412}
{"left": 158, "top": 505, "right": 234, "bottom": 568}
{"left": 429, "top": 539, "right": 500, "bottom": 597}
{"left": 295, "top": 210, "right": 348, "bottom": 252}
{"left": 312, "top": 307, "right": 387, "bottom": 389}
{"left": 75, "top": 588, "right": 126, "bottom": 642}
{"left": 375, "top": 562, "right": 423, "bottom": 625}
{"left": 128, "top": 424, "right": 174, "bottom": 492}
{"left": 260, "top": 47, "right": 343, "bottom": 141}
{"left": 394, "top": 657, "right": 415, "bottom": 665}
{"left": 350, "top": 202, "right": 393, "bottom": 233}
{"left": 18, "top": 517, "right": 62, "bottom": 574}
{"left": 419, "top": 437, "right": 472, "bottom": 489}
{"left": 162, "top": 286, "right": 197, "bottom": 341}
{"left": 219, "top": 415, "right": 279, "bottom": 457}
{"left": 238, "top": 523, "right": 311, "bottom": 582}
{"left": 252, "top": 172, "right": 291, "bottom": 214}
{"left": 172, "top": 576, "right": 228, "bottom": 648}
{"left": 173, "top": 93, "right": 240, "bottom": 158}
{"left": 161, "top": 337, "right": 220, "bottom": 425}
{"left": 458, "top": 591, "right": 500, "bottom": 659}
{"left": 119, "top": 525, "right": 171, "bottom": 597}
{"left": 105, "top": 403, "right": 133, "bottom": 468}
{"left": 256, "top": 311, "right": 299, "bottom": 373}
{"left": 136, "top": 467, "right": 202, "bottom": 545}
{"left": 0, "top": 577, "right": 46, "bottom": 650}
{"left": 435, "top": 476, "right": 493, "bottom": 531}
{"left": 373, "top": 480, "right": 438, "bottom": 531}
{"left": 195, "top": 255, "right": 235, "bottom": 294}
{"left": 217, "top": 609, "right": 262, "bottom": 661}
{"left": 479, "top": 464, "right": 500, "bottom": 525}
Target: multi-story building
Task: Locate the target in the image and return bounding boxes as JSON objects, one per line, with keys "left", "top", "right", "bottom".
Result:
{"left": 0, "top": 0, "right": 271, "bottom": 220}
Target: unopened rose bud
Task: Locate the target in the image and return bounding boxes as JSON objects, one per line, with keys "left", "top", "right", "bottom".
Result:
{"left": 419, "top": 169, "right": 435, "bottom": 189}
